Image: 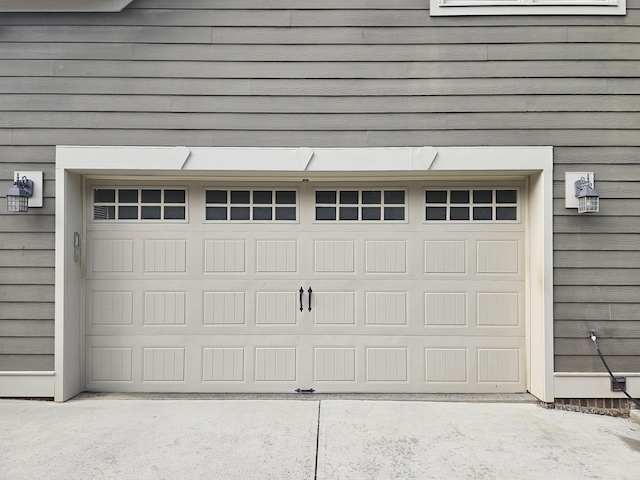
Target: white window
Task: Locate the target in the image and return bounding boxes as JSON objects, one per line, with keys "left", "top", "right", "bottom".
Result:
{"left": 425, "top": 188, "right": 519, "bottom": 222}
{"left": 430, "top": 0, "right": 625, "bottom": 16}
{"left": 93, "top": 188, "right": 187, "bottom": 221}
{"left": 205, "top": 189, "right": 298, "bottom": 222}
{"left": 315, "top": 189, "right": 407, "bottom": 222}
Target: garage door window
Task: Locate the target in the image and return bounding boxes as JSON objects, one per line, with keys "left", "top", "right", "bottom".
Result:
{"left": 425, "top": 189, "right": 518, "bottom": 222}
{"left": 315, "top": 189, "right": 407, "bottom": 222}
{"left": 93, "top": 188, "right": 186, "bottom": 221}
{"left": 205, "top": 189, "right": 298, "bottom": 221}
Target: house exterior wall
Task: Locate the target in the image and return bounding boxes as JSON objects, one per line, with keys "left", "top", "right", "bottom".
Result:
{"left": 1, "top": 0, "right": 639, "bottom": 391}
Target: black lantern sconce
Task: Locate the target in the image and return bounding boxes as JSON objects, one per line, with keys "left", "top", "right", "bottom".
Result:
{"left": 6, "top": 171, "right": 43, "bottom": 213}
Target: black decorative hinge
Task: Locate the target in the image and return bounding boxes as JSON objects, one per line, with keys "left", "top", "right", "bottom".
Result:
{"left": 295, "top": 388, "right": 316, "bottom": 394}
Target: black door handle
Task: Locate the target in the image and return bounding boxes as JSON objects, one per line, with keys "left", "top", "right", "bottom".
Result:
{"left": 299, "top": 287, "right": 304, "bottom": 312}
{"left": 308, "top": 287, "right": 313, "bottom": 312}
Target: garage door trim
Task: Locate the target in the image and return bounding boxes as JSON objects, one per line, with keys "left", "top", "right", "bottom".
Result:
{"left": 55, "top": 146, "right": 554, "bottom": 402}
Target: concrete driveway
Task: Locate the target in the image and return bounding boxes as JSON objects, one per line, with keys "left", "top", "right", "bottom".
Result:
{"left": 1, "top": 396, "right": 639, "bottom": 479}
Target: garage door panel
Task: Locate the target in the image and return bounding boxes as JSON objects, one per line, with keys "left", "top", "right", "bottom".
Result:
{"left": 85, "top": 180, "right": 526, "bottom": 394}
{"left": 85, "top": 335, "right": 525, "bottom": 393}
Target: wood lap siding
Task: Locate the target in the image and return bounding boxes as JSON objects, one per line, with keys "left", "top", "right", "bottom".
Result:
{"left": 1, "top": 0, "right": 639, "bottom": 374}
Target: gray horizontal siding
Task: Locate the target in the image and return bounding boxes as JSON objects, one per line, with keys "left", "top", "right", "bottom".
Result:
{"left": 0, "top": 1, "right": 639, "bottom": 378}
{"left": 0, "top": 355, "right": 53, "bottom": 371}
{"left": 5, "top": 94, "right": 640, "bottom": 113}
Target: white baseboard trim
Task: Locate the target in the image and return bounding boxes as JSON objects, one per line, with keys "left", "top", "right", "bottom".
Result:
{"left": 554, "top": 373, "right": 640, "bottom": 398}
{"left": 0, "top": 372, "right": 55, "bottom": 398}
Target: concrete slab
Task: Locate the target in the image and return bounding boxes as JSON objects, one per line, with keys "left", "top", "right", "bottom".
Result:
{"left": 317, "top": 400, "right": 640, "bottom": 480}
{"left": 0, "top": 399, "right": 318, "bottom": 480}
{"left": 3, "top": 398, "right": 640, "bottom": 479}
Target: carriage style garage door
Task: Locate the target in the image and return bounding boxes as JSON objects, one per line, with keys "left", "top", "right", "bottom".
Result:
{"left": 85, "top": 180, "right": 526, "bottom": 393}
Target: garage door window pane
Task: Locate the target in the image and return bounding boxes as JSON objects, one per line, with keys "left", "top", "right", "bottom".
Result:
{"left": 118, "top": 206, "right": 138, "bottom": 219}
{"left": 276, "top": 207, "right": 296, "bottom": 220}
{"left": 94, "top": 205, "right": 115, "bottom": 220}
{"left": 253, "top": 206, "right": 272, "bottom": 220}
{"left": 316, "top": 191, "right": 336, "bottom": 204}
{"left": 276, "top": 191, "right": 296, "bottom": 205}
{"left": 497, "top": 207, "right": 517, "bottom": 220}
{"left": 119, "top": 189, "right": 138, "bottom": 203}
{"left": 384, "top": 207, "right": 405, "bottom": 220}
{"left": 450, "top": 207, "right": 470, "bottom": 220}
{"left": 141, "top": 190, "right": 161, "bottom": 203}
{"left": 165, "top": 190, "right": 185, "bottom": 204}
{"left": 496, "top": 190, "right": 517, "bottom": 203}
{"left": 450, "top": 190, "right": 469, "bottom": 204}
{"left": 316, "top": 207, "right": 336, "bottom": 221}
{"left": 141, "top": 206, "right": 161, "bottom": 219}
{"left": 340, "top": 191, "right": 358, "bottom": 204}
{"left": 164, "top": 206, "right": 186, "bottom": 220}
{"left": 362, "top": 207, "right": 381, "bottom": 220}
{"left": 384, "top": 190, "right": 405, "bottom": 205}
{"left": 206, "top": 190, "right": 227, "bottom": 204}
{"left": 231, "top": 206, "right": 250, "bottom": 220}
{"left": 473, "top": 207, "right": 493, "bottom": 220}
{"left": 253, "top": 191, "right": 272, "bottom": 204}
{"left": 231, "top": 191, "right": 250, "bottom": 204}
{"left": 206, "top": 207, "right": 227, "bottom": 220}
{"left": 94, "top": 189, "right": 115, "bottom": 203}
{"left": 473, "top": 190, "right": 492, "bottom": 204}
{"left": 426, "top": 207, "right": 447, "bottom": 220}
{"left": 340, "top": 207, "right": 358, "bottom": 220}
{"left": 426, "top": 191, "right": 447, "bottom": 203}
{"left": 362, "top": 191, "right": 381, "bottom": 204}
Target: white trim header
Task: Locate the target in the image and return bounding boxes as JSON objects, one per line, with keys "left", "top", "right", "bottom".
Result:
{"left": 0, "top": 0, "right": 133, "bottom": 12}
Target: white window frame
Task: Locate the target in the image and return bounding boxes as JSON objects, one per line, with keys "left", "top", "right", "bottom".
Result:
{"left": 424, "top": 187, "right": 521, "bottom": 224}
{"left": 204, "top": 187, "right": 299, "bottom": 223}
{"left": 430, "top": 0, "right": 625, "bottom": 16}
{"left": 91, "top": 186, "right": 189, "bottom": 223}
{"left": 313, "top": 188, "right": 409, "bottom": 224}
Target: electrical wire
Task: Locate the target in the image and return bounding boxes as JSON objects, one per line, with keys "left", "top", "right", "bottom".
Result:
{"left": 589, "top": 330, "right": 640, "bottom": 409}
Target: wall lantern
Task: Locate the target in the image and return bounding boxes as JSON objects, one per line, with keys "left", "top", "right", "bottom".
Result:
{"left": 565, "top": 172, "right": 600, "bottom": 214}
{"left": 6, "top": 171, "right": 43, "bottom": 213}
{"left": 574, "top": 175, "right": 599, "bottom": 213}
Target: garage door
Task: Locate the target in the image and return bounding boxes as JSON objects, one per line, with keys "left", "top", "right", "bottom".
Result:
{"left": 85, "top": 180, "right": 526, "bottom": 393}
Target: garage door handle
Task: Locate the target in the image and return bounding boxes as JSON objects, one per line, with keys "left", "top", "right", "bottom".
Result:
{"left": 308, "top": 287, "right": 313, "bottom": 312}
{"left": 299, "top": 287, "right": 304, "bottom": 312}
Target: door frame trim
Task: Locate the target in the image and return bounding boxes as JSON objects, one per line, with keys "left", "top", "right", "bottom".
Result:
{"left": 55, "top": 146, "right": 553, "bottom": 401}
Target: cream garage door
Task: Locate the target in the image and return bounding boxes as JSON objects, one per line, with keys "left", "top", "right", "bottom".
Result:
{"left": 85, "top": 181, "right": 526, "bottom": 393}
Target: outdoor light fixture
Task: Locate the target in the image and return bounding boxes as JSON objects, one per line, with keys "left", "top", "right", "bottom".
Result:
{"left": 574, "top": 175, "right": 600, "bottom": 213}
{"left": 5, "top": 171, "right": 43, "bottom": 213}
{"left": 565, "top": 172, "right": 600, "bottom": 214}
{"left": 6, "top": 173, "right": 34, "bottom": 212}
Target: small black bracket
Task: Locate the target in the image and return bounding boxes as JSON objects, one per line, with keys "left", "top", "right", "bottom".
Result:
{"left": 295, "top": 388, "right": 315, "bottom": 394}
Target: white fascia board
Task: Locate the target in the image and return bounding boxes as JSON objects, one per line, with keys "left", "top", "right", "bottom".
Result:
{"left": 57, "top": 145, "right": 552, "bottom": 175}
{"left": 0, "top": 0, "right": 133, "bottom": 12}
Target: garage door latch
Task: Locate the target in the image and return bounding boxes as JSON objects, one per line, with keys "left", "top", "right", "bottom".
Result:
{"left": 295, "top": 388, "right": 316, "bottom": 394}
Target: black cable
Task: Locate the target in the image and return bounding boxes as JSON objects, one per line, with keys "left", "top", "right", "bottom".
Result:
{"left": 589, "top": 330, "right": 640, "bottom": 409}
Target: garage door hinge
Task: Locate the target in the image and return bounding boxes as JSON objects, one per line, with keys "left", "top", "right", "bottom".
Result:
{"left": 295, "top": 388, "right": 315, "bottom": 394}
